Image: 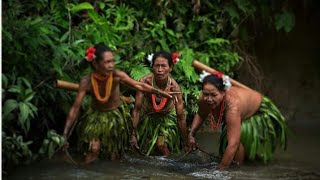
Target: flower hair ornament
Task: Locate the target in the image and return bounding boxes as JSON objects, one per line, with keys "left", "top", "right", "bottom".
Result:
{"left": 172, "top": 52, "right": 180, "bottom": 65}
{"left": 85, "top": 46, "right": 96, "bottom": 62}
{"left": 199, "top": 70, "right": 232, "bottom": 90}
{"left": 199, "top": 70, "right": 211, "bottom": 83}
{"left": 147, "top": 53, "right": 154, "bottom": 66}
{"left": 147, "top": 52, "right": 181, "bottom": 66}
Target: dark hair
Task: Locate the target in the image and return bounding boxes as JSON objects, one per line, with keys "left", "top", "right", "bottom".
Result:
{"left": 79, "top": 43, "right": 113, "bottom": 70}
{"left": 93, "top": 43, "right": 113, "bottom": 62}
{"left": 149, "top": 50, "right": 173, "bottom": 67}
{"left": 202, "top": 74, "right": 225, "bottom": 91}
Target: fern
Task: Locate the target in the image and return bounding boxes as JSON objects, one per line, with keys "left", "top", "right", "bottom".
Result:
{"left": 130, "top": 64, "right": 151, "bottom": 81}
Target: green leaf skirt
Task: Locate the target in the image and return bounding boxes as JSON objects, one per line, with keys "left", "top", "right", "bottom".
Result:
{"left": 137, "top": 107, "right": 182, "bottom": 156}
{"left": 77, "top": 103, "right": 131, "bottom": 155}
{"left": 219, "top": 96, "right": 289, "bottom": 163}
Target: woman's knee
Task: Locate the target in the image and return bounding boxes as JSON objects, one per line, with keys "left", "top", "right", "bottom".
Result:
{"left": 89, "top": 139, "right": 101, "bottom": 153}
{"left": 156, "top": 137, "right": 167, "bottom": 148}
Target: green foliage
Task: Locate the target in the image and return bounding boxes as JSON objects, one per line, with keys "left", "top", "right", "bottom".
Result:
{"left": 2, "top": 132, "right": 33, "bottom": 168}
{"left": 38, "top": 130, "right": 65, "bottom": 159}
{"left": 130, "top": 64, "right": 152, "bottom": 81}
{"left": 70, "top": 2, "right": 94, "bottom": 13}
{"left": 2, "top": 74, "right": 38, "bottom": 135}
{"left": 275, "top": 10, "right": 295, "bottom": 33}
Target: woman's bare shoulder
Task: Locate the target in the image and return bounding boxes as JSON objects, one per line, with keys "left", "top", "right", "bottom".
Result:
{"left": 79, "top": 74, "right": 91, "bottom": 89}
{"left": 140, "top": 74, "right": 153, "bottom": 83}
{"left": 113, "top": 69, "right": 127, "bottom": 77}
{"left": 225, "top": 89, "right": 242, "bottom": 111}
{"left": 169, "top": 77, "right": 181, "bottom": 91}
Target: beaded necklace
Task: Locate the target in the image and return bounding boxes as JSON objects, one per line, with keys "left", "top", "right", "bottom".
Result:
{"left": 209, "top": 96, "right": 225, "bottom": 129}
{"left": 91, "top": 72, "right": 113, "bottom": 103}
{"left": 151, "top": 76, "right": 171, "bottom": 112}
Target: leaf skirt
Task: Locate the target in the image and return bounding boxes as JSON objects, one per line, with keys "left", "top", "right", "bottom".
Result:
{"left": 137, "top": 107, "right": 182, "bottom": 156}
{"left": 77, "top": 103, "right": 131, "bottom": 155}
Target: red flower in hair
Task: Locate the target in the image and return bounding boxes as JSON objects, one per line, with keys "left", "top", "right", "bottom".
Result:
{"left": 212, "top": 71, "right": 223, "bottom": 78}
{"left": 85, "top": 46, "right": 96, "bottom": 62}
{"left": 86, "top": 46, "right": 96, "bottom": 54}
{"left": 172, "top": 52, "right": 180, "bottom": 64}
{"left": 87, "top": 53, "right": 95, "bottom": 62}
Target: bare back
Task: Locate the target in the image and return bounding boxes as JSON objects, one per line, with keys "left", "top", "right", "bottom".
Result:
{"left": 226, "top": 86, "right": 262, "bottom": 120}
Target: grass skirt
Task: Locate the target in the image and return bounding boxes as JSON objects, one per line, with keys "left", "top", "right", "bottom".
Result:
{"left": 77, "top": 104, "right": 131, "bottom": 155}
{"left": 219, "top": 96, "right": 289, "bottom": 162}
{"left": 137, "top": 107, "right": 182, "bottom": 155}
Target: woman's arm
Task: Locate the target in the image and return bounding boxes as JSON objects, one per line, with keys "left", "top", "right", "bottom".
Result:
{"left": 63, "top": 77, "right": 88, "bottom": 139}
{"left": 130, "top": 88, "right": 144, "bottom": 149}
{"left": 132, "top": 90, "right": 144, "bottom": 132}
{"left": 188, "top": 100, "right": 208, "bottom": 149}
{"left": 117, "top": 71, "right": 172, "bottom": 99}
{"left": 174, "top": 85, "right": 188, "bottom": 145}
{"left": 218, "top": 106, "right": 241, "bottom": 170}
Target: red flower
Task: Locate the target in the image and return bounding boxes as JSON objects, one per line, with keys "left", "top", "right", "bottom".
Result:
{"left": 212, "top": 71, "right": 223, "bottom": 78}
{"left": 85, "top": 46, "right": 96, "bottom": 62}
{"left": 86, "top": 53, "right": 95, "bottom": 62}
{"left": 86, "top": 46, "right": 96, "bottom": 55}
{"left": 172, "top": 52, "right": 180, "bottom": 64}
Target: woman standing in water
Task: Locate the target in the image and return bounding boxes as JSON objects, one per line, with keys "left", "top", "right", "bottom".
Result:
{"left": 130, "top": 50, "right": 188, "bottom": 156}
{"left": 189, "top": 71, "right": 288, "bottom": 170}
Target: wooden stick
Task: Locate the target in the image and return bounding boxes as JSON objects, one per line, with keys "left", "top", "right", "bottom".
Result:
{"left": 54, "top": 80, "right": 79, "bottom": 92}
{"left": 192, "top": 60, "right": 250, "bottom": 90}
{"left": 54, "top": 79, "right": 134, "bottom": 104}
{"left": 168, "top": 92, "right": 182, "bottom": 94}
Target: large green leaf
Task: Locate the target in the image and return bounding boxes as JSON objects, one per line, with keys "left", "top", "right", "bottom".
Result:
{"left": 3, "top": 99, "right": 18, "bottom": 118}
{"left": 19, "top": 102, "right": 31, "bottom": 125}
{"left": 70, "top": 2, "right": 94, "bottom": 13}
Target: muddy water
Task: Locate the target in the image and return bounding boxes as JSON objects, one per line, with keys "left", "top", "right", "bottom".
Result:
{"left": 6, "top": 123, "right": 320, "bottom": 180}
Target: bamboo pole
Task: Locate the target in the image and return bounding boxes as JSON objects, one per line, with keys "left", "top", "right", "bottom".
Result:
{"left": 54, "top": 79, "right": 134, "bottom": 104}
{"left": 54, "top": 80, "right": 79, "bottom": 92}
{"left": 192, "top": 60, "right": 251, "bottom": 90}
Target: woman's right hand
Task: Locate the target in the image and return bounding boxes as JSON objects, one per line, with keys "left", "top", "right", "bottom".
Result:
{"left": 188, "top": 135, "right": 198, "bottom": 151}
{"left": 162, "top": 91, "right": 173, "bottom": 99}
{"left": 154, "top": 88, "right": 172, "bottom": 99}
{"left": 130, "top": 135, "right": 139, "bottom": 150}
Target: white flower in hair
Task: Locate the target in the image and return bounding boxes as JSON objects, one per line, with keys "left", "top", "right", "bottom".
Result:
{"left": 199, "top": 70, "right": 211, "bottom": 83}
{"left": 147, "top": 53, "right": 154, "bottom": 66}
{"left": 222, "top": 75, "right": 232, "bottom": 90}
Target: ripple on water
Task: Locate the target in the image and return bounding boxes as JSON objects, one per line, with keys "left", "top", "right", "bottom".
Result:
{"left": 189, "top": 169, "right": 231, "bottom": 180}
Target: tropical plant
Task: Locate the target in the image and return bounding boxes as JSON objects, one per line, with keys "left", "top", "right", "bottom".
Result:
{"left": 2, "top": 74, "right": 38, "bottom": 134}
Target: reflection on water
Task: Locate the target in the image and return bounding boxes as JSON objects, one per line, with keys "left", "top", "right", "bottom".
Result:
{"left": 6, "top": 128, "right": 320, "bottom": 180}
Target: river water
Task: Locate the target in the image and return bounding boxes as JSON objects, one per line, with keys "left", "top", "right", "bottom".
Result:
{"left": 5, "top": 123, "right": 320, "bottom": 180}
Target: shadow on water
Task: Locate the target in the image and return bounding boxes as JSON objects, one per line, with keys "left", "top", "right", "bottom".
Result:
{"left": 6, "top": 129, "right": 320, "bottom": 180}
